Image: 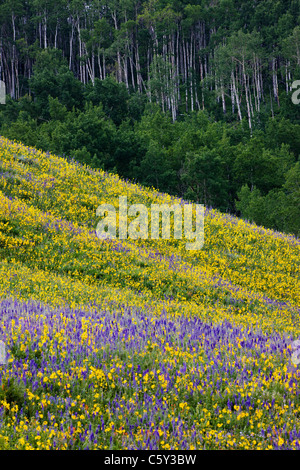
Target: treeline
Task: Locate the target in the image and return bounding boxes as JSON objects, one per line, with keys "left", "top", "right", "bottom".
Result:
{"left": 1, "top": 0, "right": 300, "bottom": 123}
{"left": 0, "top": 0, "right": 299, "bottom": 236}
{"left": 0, "top": 48, "right": 299, "bottom": 236}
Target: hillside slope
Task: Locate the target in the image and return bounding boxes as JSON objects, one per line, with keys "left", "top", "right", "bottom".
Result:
{"left": 0, "top": 136, "right": 299, "bottom": 450}
{"left": 0, "top": 136, "right": 298, "bottom": 332}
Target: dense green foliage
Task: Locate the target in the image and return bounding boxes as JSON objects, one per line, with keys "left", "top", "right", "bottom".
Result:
{"left": 0, "top": 0, "right": 299, "bottom": 236}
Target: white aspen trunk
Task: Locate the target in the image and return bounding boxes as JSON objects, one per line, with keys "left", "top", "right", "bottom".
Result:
{"left": 157, "top": 56, "right": 164, "bottom": 111}
{"left": 147, "top": 47, "right": 151, "bottom": 101}
{"left": 189, "top": 39, "right": 194, "bottom": 112}
{"left": 248, "top": 74, "right": 254, "bottom": 117}
{"left": 270, "top": 90, "right": 274, "bottom": 118}
{"left": 179, "top": 37, "right": 184, "bottom": 83}
{"left": 162, "top": 35, "right": 167, "bottom": 61}
{"left": 85, "top": 48, "right": 94, "bottom": 84}
{"left": 166, "top": 58, "right": 171, "bottom": 112}
{"left": 221, "top": 79, "right": 226, "bottom": 114}
{"left": 231, "top": 79, "right": 235, "bottom": 114}
{"left": 254, "top": 56, "right": 261, "bottom": 112}
{"left": 39, "top": 21, "right": 42, "bottom": 48}
{"left": 172, "top": 33, "right": 179, "bottom": 115}
{"left": 123, "top": 12, "right": 130, "bottom": 89}
{"left": 182, "top": 41, "right": 188, "bottom": 111}
{"left": 11, "top": 12, "right": 16, "bottom": 99}
{"left": 152, "top": 25, "right": 159, "bottom": 54}
{"left": 103, "top": 52, "right": 106, "bottom": 79}
{"left": 97, "top": 52, "right": 103, "bottom": 80}
{"left": 77, "top": 20, "right": 84, "bottom": 83}
{"left": 123, "top": 56, "right": 129, "bottom": 89}
{"left": 170, "top": 42, "right": 177, "bottom": 122}
{"left": 200, "top": 60, "right": 204, "bottom": 109}
{"left": 253, "top": 74, "right": 258, "bottom": 113}
{"left": 231, "top": 70, "right": 242, "bottom": 121}
{"left": 242, "top": 60, "right": 252, "bottom": 131}
{"left": 287, "top": 61, "right": 292, "bottom": 91}
{"left": 204, "top": 54, "right": 208, "bottom": 78}
{"left": 285, "top": 62, "right": 289, "bottom": 94}
{"left": 193, "top": 33, "right": 200, "bottom": 110}
{"left": 272, "top": 56, "right": 279, "bottom": 106}
{"left": 259, "top": 71, "right": 264, "bottom": 102}
{"left": 129, "top": 44, "right": 135, "bottom": 90}
{"left": 69, "top": 21, "right": 74, "bottom": 70}
{"left": 54, "top": 20, "right": 58, "bottom": 49}
{"left": 112, "top": 11, "right": 122, "bottom": 83}
{"left": 176, "top": 30, "right": 180, "bottom": 102}
{"left": 91, "top": 52, "right": 95, "bottom": 84}
{"left": 44, "top": 11, "right": 47, "bottom": 49}
{"left": 135, "top": 39, "right": 142, "bottom": 93}
{"left": 253, "top": 54, "right": 257, "bottom": 111}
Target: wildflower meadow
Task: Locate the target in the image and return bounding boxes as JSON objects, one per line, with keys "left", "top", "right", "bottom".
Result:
{"left": 0, "top": 136, "right": 299, "bottom": 450}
